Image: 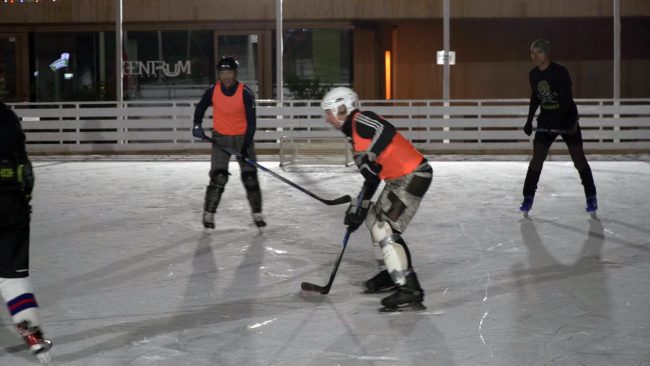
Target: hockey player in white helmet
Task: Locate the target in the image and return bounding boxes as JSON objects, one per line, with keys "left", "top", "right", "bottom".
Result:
{"left": 321, "top": 87, "right": 433, "bottom": 311}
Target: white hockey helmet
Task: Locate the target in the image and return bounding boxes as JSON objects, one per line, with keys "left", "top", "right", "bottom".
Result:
{"left": 321, "top": 87, "right": 359, "bottom": 118}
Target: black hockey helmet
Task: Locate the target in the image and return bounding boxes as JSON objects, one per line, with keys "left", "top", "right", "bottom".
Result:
{"left": 216, "top": 57, "right": 239, "bottom": 71}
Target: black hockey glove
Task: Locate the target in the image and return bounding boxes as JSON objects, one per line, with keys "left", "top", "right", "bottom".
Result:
{"left": 192, "top": 124, "right": 205, "bottom": 139}
{"left": 354, "top": 152, "right": 381, "bottom": 181}
{"left": 344, "top": 199, "right": 371, "bottom": 233}
{"left": 523, "top": 121, "right": 533, "bottom": 136}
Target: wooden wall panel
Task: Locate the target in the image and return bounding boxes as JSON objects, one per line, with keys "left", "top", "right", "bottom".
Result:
{"left": 0, "top": 1, "right": 112, "bottom": 24}
{"left": 622, "top": 60, "right": 650, "bottom": 98}
{"left": 393, "top": 23, "right": 442, "bottom": 99}
{"left": 388, "top": 17, "right": 650, "bottom": 99}
{"left": 1, "top": 0, "right": 648, "bottom": 25}
{"left": 452, "top": 62, "right": 529, "bottom": 99}
{"left": 352, "top": 27, "right": 377, "bottom": 99}
{"left": 123, "top": 0, "right": 274, "bottom": 22}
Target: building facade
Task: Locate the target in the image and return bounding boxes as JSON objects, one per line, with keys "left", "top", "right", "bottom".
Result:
{"left": 0, "top": 0, "right": 649, "bottom": 102}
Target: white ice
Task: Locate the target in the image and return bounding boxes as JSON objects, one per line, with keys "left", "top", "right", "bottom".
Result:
{"left": 1, "top": 156, "right": 649, "bottom": 365}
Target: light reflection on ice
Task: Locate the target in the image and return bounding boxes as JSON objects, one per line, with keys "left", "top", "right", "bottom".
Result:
{"left": 266, "top": 247, "right": 288, "bottom": 254}
{"left": 247, "top": 318, "right": 277, "bottom": 329}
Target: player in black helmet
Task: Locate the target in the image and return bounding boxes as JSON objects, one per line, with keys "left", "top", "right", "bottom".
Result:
{"left": 192, "top": 57, "right": 265, "bottom": 229}
{"left": 0, "top": 101, "right": 52, "bottom": 363}
{"left": 520, "top": 39, "right": 598, "bottom": 214}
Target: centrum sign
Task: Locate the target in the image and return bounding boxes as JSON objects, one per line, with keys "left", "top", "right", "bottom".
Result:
{"left": 123, "top": 60, "right": 191, "bottom": 77}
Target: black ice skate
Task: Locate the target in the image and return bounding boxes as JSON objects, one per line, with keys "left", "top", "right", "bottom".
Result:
{"left": 203, "top": 211, "right": 215, "bottom": 229}
{"left": 364, "top": 269, "right": 395, "bottom": 293}
{"left": 585, "top": 195, "right": 598, "bottom": 213}
{"left": 252, "top": 213, "right": 267, "bottom": 228}
{"left": 519, "top": 196, "right": 534, "bottom": 213}
{"left": 16, "top": 321, "right": 52, "bottom": 364}
{"left": 379, "top": 272, "right": 425, "bottom": 312}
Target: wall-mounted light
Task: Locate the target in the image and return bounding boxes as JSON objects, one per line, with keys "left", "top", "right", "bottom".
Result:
{"left": 384, "top": 50, "right": 391, "bottom": 100}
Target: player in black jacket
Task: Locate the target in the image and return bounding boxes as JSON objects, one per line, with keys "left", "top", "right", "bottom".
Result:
{"left": 520, "top": 39, "right": 597, "bottom": 214}
{"left": 0, "top": 101, "right": 52, "bottom": 362}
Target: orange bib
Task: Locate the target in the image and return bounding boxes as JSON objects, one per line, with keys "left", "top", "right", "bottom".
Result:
{"left": 212, "top": 82, "right": 247, "bottom": 135}
{"left": 352, "top": 115, "right": 423, "bottom": 180}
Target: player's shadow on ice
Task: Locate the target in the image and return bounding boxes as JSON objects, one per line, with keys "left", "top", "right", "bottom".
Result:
{"left": 48, "top": 230, "right": 323, "bottom": 363}
{"left": 292, "top": 251, "right": 455, "bottom": 365}
{"left": 426, "top": 216, "right": 612, "bottom": 315}
{"left": 0, "top": 325, "right": 37, "bottom": 362}
{"left": 508, "top": 217, "right": 612, "bottom": 363}
{"left": 39, "top": 232, "right": 246, "bottom": 307}
{"left": 534, "top": 215, "right": 650, "bottom": 253}
{"left": 291, "top": 287, "right": 455, "bottom": 365}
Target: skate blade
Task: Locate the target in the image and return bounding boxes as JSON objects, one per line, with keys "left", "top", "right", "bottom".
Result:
{"left": 36, "top": 351, "right": 52, "bottom": 364}
{"left": 379, "top": 302, "right": 426, "bottom": 313}
{"left": 363, "top": 286, "right": 396, "bottom": 294}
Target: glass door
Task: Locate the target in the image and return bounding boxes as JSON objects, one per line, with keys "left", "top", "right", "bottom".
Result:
{"left": 215, "top": 33, "right": 263, "bottom": 97}
{"left": 0, "top": 34, "right": 27, "bottom": 102}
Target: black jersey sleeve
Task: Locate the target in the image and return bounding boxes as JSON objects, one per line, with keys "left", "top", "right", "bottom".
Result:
{"left": 527, "top": 70, "right": 540, "bottom": 124}
{"left": 242, "top": 85, "right": 257, "bottom": 148}
{"left": 354, "top": 111, "right": 396, "bottom": 157}
{"left": 556, "top": 65, "right": 578, "bottom": 125}
{"left": 193, "top": 86, "right": 215, "bottom": 125}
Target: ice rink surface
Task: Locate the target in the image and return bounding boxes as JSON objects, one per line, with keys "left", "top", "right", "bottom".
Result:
{"left": 1, "top": 156, "right": 649, "bottom": 366}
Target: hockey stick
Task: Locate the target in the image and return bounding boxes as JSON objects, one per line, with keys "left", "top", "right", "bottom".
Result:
{"left": 202, "top": 135, "right": 351, "bottom": 206}
{"left": 300, "top": 188, "right": 365, "bottom": 295}
{"left": 300, "top": 229, "right": 352, "bottom": 295}
{"left": 533, "top": 127, "right": 571, "bottom": 134}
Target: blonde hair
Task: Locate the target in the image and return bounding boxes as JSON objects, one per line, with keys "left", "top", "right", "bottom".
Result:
{"left": 530, "top": 39, "right": 551, "bottom": 53}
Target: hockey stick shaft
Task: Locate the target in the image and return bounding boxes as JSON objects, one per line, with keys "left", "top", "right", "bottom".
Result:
{"left": 318, "top": 229, "right": 351, "bottom": 294}
{"left": 202, "top": 135, "right": 351, "bottom": 205}
{"left": 301, "top": 187, "right": 365, "bottom": 294}
{"left": 533, "top": 128, "right": 571, "bottom": 134}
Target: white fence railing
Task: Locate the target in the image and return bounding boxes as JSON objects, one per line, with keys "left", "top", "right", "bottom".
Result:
{"left": 8, "top": 99, "right": 650, "bottom": 154}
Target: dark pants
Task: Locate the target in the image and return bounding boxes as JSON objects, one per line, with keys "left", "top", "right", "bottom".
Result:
{"left": 204, "top": 134, "right": 262, "bottom": 214}
{"left": 0, "top": 194, "right": 30, "bottom": 278}
{"left": 523, "top": 125, "right": 597, "bottom": 198}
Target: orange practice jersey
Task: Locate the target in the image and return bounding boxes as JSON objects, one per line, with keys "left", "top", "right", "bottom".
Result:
{"left": 351, "top": 113, "right": 423, "bottom": 180}
{"left": 212, "top": 82, "right": 247, "bottom": 135}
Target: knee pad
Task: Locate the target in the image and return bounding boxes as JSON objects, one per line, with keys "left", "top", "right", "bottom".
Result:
{"left": 378, "top": 234, "right": 410, "bottom": 286}
{"left": 209, "top": 169, "right": 229, "bottom": 188}
{"left": 366, "top": 204, "right": 394, "bottom": 244}
{"left": 241, "top": 171, "right": 260, "bottom": 192}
